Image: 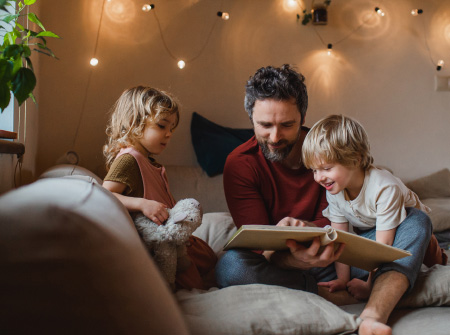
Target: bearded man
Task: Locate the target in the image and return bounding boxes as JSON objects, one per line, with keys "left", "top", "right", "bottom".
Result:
{"left": 216, "top": 64, "right": 398, "bottom": 335}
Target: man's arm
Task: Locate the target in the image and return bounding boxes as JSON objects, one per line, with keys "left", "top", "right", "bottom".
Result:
{"left": 223, "top": 155, "right": 271, "bottom": 228}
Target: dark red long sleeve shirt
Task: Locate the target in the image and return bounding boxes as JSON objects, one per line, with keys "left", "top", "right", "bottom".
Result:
{"left": 223, "top": 136, "right": 330, "bottom": 229}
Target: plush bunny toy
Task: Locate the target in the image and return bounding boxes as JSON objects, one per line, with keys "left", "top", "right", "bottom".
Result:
{"left": 133, "top": 198, "right": 203, "bottom": 289}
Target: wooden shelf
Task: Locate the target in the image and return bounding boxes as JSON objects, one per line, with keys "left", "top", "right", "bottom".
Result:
{"left": 0, "top": 139, "right": 25, "bottom": 155}
{"left": 0, "top": 130, "right": 17, "bottom": 140}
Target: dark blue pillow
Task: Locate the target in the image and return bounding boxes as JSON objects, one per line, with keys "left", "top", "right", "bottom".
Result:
{"left": 191, "top": 112, "right": 254, "bottom": 177}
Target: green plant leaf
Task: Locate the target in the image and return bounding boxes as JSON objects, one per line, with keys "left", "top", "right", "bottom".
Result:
{"left": 36, "top": 31, "right": 60, "bottom": 38}
{"left": 27, "top": 12, "right": 45, "bottom": 31}
{"left": 2, "top": 14, "right": 19, "bottom": 23}
{"left": 22, "top": 45, "right": 31, "bottom": 57}
{"left": 0, "top": 58, "right": 13, "bottom": 84}
{"left": 0, "top": 82, "right": 11, "bottom": 111}
{"left": 0, "top": 0, "right": 7, "bottom": 11}
{"left": 302, "top": 13, "right": 312, "bottom": 25}
{"left": 24, "top": 0, "right": 37, "bottom": 5}
{"left": 12, "top": 67, "right": 36, "bottom": 105}
{"left": 3, "top": 44, "right": 22, "bottom": 58}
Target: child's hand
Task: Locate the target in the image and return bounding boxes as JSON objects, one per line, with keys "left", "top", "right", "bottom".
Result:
{"left": 141, "top": 200, "right": 169, "bottom": 225}
{"left": 318, "top": 278, "right": 348, "bottom": 293}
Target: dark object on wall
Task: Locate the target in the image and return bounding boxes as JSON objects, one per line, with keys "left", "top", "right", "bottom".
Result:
{"left": 312, "top": 5, "right": 328, "bottom": 25}
{"left": 191, "top": 112, "right": 254, "bottom": 177}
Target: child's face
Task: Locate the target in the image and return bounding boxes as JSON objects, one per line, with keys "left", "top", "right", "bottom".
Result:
{"left": 134, "top": 113, "right": 178, "bottom": 156}
{"left": 311, "top": 160, "right": 363, "bottom": 196}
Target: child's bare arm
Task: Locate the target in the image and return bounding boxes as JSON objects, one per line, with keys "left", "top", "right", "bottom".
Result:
{"left": 376, "top": 227, "right": 397, "bottom": 246}
{"left": 103, "top": 180, "right": 169, "bottom": 225}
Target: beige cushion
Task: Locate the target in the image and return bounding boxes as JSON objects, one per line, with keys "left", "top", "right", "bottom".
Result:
{"left": 406, "top": 168, "right": 450, "bottom": 199}
{"left": 397, "top": 265, "right": 450, "bottom": 308}
{"left": 177, "top": 284, "right": 360, "bottom": 335}
{"left": 40, "top": 164, "right": 103, "bottom": 184}
{"left": 421, "top": 198, "right": 450, "bottom": 232}
{"left": 0, "top": 178, "right": 189, "bottom": 335}
{"left": 165, "top": 165, "right": 228, "bottom": 213}
{"left": 194, "top": 212, "right": 237, "bottom": 258}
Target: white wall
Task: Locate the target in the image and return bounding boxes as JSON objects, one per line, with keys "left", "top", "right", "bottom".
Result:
{"left": 36, "top": 0, "right": 450, "bottom": 181}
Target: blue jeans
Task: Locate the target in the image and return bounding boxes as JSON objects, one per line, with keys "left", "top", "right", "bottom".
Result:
{"left": 216, "top": 208, "right": 432, "bottom": 294}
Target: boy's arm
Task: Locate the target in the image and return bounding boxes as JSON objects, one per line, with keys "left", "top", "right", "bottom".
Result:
{"left": 103, "top": 180, "right": 168, "bottom": 225}
{"left": 376, "top": 227, "right": 397, "bottom": 246}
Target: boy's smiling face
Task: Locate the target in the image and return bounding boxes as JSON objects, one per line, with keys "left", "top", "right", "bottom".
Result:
{"left": 311, "top": 160, "right": 365, "bottom": 200}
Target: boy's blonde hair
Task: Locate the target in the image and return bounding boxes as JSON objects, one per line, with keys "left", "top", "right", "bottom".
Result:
{"left": 103, "top": 86, "right": 179, "bottom": 169}
{"left": 302, "top": 114, "right": 373, "bottom": 170}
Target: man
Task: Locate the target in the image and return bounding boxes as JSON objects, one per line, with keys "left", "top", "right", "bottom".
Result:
{"left": 215, "top": 64, "right": 428, "bottom": 335}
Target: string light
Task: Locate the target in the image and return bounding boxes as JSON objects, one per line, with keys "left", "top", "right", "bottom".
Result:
{"left": 375, "top": 7, "right": 385, "bottom": 17}
{"left": 327, "top": 43, "right": 333, "bottom": 55}
{"left": 217, "top": 11, "right": 230, "bottom": 20}
{"left": 142, "top": 4, "right": 155, "bottom": 12}
{"left": 177, "top": 60, "right": 186, "bottom": 69}
{"left": 411, "top": 9, "right": 423, "bottom": 16}
{"left": 90, "top": 58, "right": 99, "bottom": 66}
{"left": 437, "top": 60, "right": 444, "bottom": 71}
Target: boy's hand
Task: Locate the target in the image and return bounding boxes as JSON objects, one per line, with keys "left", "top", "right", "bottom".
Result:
{"left": 318, "top": 278, "right": 348, "bottom": 293}
{"left": 141, "top": 200, "right": 169, "bottom": 225}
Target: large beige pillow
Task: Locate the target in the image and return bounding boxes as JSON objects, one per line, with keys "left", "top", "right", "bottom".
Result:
{"left": 421, "top": 198, "right": 450, "bottom": 232}
{"left": 406, "top": 168, "right": 450, "bottom": 199}
{"left": 397, "top": 265, "right": 450, "bottom": 308}
{"left": 177, "top": 284, "right": 360, "bottom": 335}
{"left": 194, "top": 212, "right": 236, "bottom": 257}
{"left": 0, "top": 178, "right": 189, "bottom": 335}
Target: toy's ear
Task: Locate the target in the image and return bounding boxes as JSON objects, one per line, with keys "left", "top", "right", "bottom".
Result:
{"left": 171, "top": 212, "right": 187, "bottom": 224}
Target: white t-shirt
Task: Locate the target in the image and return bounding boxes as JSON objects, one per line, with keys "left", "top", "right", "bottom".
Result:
{"left": 323, "top": 167, "right": 430, "bottom": 231}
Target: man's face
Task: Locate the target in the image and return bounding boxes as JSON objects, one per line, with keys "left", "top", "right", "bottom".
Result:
{"left": 252, "top": 98, "right": 302, "bottom": 162}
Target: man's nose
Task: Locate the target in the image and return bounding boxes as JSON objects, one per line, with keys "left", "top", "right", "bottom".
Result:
{"left": 269, "top": 128, "right": 281, "bottom": 143}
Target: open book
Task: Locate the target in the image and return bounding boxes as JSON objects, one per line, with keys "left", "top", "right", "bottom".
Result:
{"left": 223, "top": 225, "right": 411, "bottom": 271}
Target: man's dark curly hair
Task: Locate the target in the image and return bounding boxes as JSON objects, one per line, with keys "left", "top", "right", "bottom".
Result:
{"left": 244, "top": 64, "right": 308, "bottom": 124}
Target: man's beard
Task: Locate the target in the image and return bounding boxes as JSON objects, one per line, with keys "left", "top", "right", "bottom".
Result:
{"left": 258, "top": 138, "right": 296, "bottom": 162}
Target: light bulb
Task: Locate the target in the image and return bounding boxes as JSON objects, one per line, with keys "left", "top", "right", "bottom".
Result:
{"left": 142, "top": 4, "right": 155, "bottom": 12}
{"left": 411, "top": 9, "right": 423, "bottom": 16}
{"left": 327, "top": 43, "right": 333, "bottom": 56}
{"left": 177, "top": 60, "right": 186, "bottom": 69}
{"left": 90, "top": 58, "right": 99, "bottom": 66}
{"left": 437, "top": 60, "right": 444, "bottom": 71}
{"left": 217, "top": 11, "right": 230, "bottom": 20}
{"left": 375, "top": 7, "right": 385, "bottom": 17}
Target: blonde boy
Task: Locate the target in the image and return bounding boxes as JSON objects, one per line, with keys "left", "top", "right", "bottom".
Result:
{"left": 302, "top": 114, "right": 441, "bottom": 300}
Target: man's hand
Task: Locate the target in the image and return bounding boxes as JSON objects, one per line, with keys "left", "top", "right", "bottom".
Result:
{"left": 276, "top": 217, "right": 316, "bottom": 227}
{"left": 284, "top": 238, "right": 345, "bottom": 269}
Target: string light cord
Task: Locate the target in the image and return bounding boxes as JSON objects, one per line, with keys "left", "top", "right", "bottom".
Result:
{"left": 418, "top": 1, "right": 438, "bottom": 67}
{"left": 151, "top": 0, "right": 224, "bottom": 63}
{"left": 14, "top": 155, "right": 23, "bottom": 188}
{"left": 72, "top": 0, "right": 107, "bottom": 150}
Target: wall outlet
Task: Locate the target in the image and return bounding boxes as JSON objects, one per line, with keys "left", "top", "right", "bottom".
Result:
{"left": 435, "top": 76, "right": 450, "bottom": 91}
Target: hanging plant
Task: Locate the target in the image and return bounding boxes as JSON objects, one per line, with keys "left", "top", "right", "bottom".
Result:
{"left": 0, "top": 0, "right": 60, "bottom": 112}
{"left": 297, "top": 0, "right": 331, "bottom": 26}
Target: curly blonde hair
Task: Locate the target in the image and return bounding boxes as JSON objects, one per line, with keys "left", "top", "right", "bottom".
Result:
{"left": 103, "top": 86, "right": 180, "bottom": 170}
{"left": 302, "top": 114, "right": 373, "bottom": 170}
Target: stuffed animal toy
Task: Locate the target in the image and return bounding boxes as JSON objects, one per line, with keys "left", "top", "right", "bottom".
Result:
{"left": 133, "top": 198, "right": 203, "bottom": 289}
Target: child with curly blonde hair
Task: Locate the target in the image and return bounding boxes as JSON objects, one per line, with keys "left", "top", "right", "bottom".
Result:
{"left": 103, "top": 86, "right": 216, "bottom": 291}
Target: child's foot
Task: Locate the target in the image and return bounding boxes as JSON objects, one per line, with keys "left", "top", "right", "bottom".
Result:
{"left": 347, "top": 278, "right": 372, "bottom": 301}
{"left": 358, "top": 317, "right": 392, "bottom": 335}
